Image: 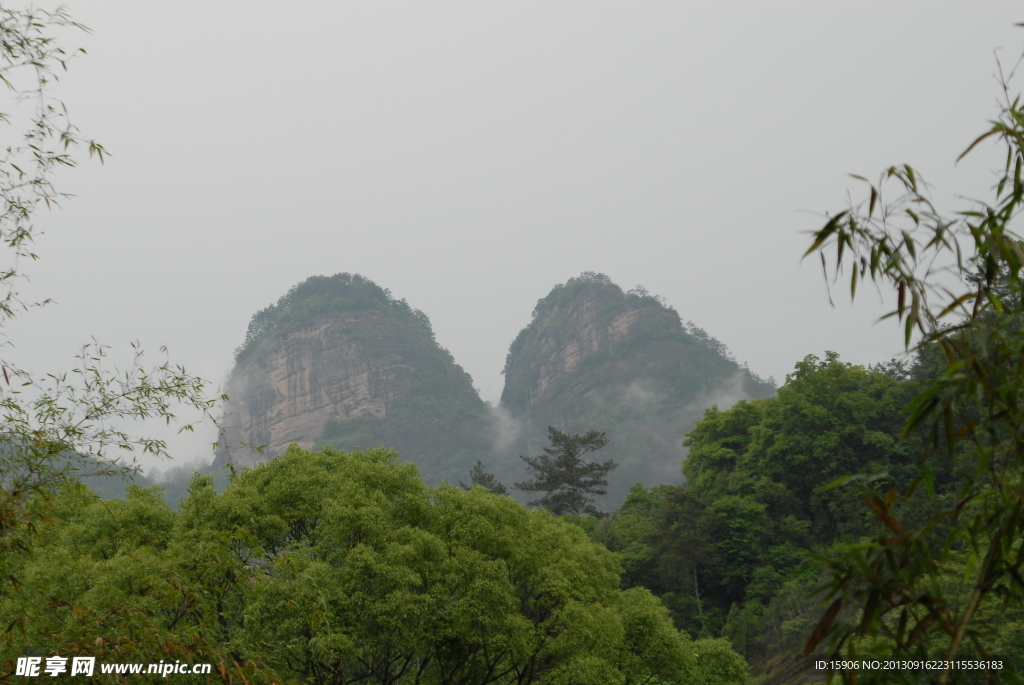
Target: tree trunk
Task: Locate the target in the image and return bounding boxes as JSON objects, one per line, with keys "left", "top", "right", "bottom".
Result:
{"left": 693, "top": 566, "right": 703, "bottom": 616}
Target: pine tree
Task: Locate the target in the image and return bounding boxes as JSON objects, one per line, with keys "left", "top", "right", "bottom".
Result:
{"left": 514, "top": 427, "right": 617, "bottom": 516}
{"left": 460, "top": 460, "right": 508, "bottom": 495}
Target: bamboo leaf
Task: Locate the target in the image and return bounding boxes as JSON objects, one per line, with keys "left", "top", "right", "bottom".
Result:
{"left": 905, "top": 165, "right": 918, "bottom": 191}
{"left": 1016, "top": 153, "right": 1022, "bottom": 198}
{"left": 905, "top": 306, "right": 914, "bottom": 348}
{"left": 902, "top": 231, "right": 917, "bottom": 260}
{"left": 818, "top": 474, "right": 857, "bottom": 493}
{"left": 803, "top": 212, "right": 848, "bottom": 258}
{"left": 937, "top": 292, "right": 975, "bottom": 319}
{"left": 805, "top": 599, "right": 842, "bottom": 654}
{"left": 863, "top": 495, "right": 906, "bottom": 535}
{"left": 957, "top": 128, "right": 999, "bottom": 163}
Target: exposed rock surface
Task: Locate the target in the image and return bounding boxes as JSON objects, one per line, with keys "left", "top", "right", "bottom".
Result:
{"left": 215, "top": 271, "right": 776, "bottom": 508}
{"left": 215, "top": 274, "right": 493, "bottom": 483}
{"left": 501, "top": 287, "right": 645, "bottom": 412}
{"left": 221, "top": 312, "right": 422, "bottom": 464}
{"left": 498, "top": 272, "right": 776, "bottom": 506}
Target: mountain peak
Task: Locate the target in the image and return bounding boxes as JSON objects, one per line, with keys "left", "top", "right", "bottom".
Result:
{"left": 216, "top": 273, "right": 490, "bottom": 481}
{"left": 498, "top": 272, "right": 775, "bottom": 503}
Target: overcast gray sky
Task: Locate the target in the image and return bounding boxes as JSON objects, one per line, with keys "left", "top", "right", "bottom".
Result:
{"left": 6, "top": 2, "right": 1021, "bottom": 469}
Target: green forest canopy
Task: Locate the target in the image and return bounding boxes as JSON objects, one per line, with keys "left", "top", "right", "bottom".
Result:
{"left": 7, "top": 446, "right": 748, "bottom": 685}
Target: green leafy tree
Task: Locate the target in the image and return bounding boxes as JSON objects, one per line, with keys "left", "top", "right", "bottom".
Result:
{"left": 656, "top": 488, "right": 718, "bottom": 622}
{"left": 801, "top": 40, "right": 1024, "bottom": 684}
{"left": 7, "top": 445, "right": 747, "bottom": 684}
{"left": 685, "top": 354, "right": 920, "bottom": 545}
{"left": 0, "top": 481, "right": 267, "bottom": 682}
{"left": 515, "top": 427, "right": 617, "bottom": 516}
{"left": 586, "top": 353, "right": 926, "bottom": 671}
{"left": 237, "top": 446, "right": 747, "bottom": 684}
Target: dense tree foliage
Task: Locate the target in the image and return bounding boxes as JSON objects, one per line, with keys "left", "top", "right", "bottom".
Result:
{"left": 584, "top": 353, "right": 951, "bottom": 672}
{"left": 4, "top": 446, "right": 748, "bottom": 684}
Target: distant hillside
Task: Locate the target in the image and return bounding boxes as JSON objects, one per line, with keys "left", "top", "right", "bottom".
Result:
{"left": 215, "top": 273, "right": 494, "bottom": 485}
{"left": 215, "top": 271, "right": 775, "bottom": 508}
{"left": 498, "top": 272, "right": 775, "bottom": 506}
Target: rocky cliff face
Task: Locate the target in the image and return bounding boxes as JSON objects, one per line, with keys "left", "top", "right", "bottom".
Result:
{"left": 221, "top": 311, "right": 427, "bottom": 464}
{"left": 501, "top": 281, "right": 647, "bottom": 413}
{"left": 498, "top": 272, "right": 776, "bottom": 505}
{"left": 216, "top": 271, "right": 775, "bottom": 508}
{"left": 216, "top": 274, "right": 493, "bottom": 483}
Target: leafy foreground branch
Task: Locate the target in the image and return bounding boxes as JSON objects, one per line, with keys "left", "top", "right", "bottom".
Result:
{"left": 0, "top": 6, "right": 225, "bottom": 495}
{"left": 0, "top": 342, "right": 224, "bottom": 556}
{"left": 803, "top": 47, "right": 1024, "bottom": 685}
{"left": 0, "top": 4, "right": 229, "bottom": 669}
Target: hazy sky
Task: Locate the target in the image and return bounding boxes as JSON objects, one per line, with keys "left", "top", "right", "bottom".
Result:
{"left": 6, "top": 2, "right": 1021, "bottom": 469}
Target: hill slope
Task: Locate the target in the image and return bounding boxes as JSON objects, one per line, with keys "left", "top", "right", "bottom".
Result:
{"left": 498, "top": 272, "right": 775, "bottom": 505}
{"left": 215, "top": 274, "right": 493, "bottom": 484}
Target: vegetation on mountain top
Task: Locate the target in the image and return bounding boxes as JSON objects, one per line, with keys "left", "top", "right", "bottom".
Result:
{"left": 234, "top": 272, "right": 434, "bottom": 363}
{"left": 501, "top": 272, "right": 773, "bottom": 411}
